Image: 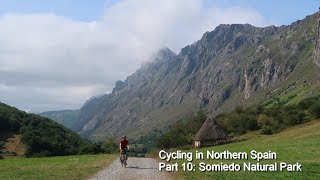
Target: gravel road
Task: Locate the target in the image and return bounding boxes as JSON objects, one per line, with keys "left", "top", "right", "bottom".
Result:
{"left": 89, "top": 157, "right": 171, "bottom": 180}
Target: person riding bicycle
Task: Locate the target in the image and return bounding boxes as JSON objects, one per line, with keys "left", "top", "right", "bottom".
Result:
{"left": 119, "top": 135, "right": 129, "bottom": 162}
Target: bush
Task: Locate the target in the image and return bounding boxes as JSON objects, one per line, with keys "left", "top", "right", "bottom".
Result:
{"left": 225, "top": 112, "right": 258, "bottom": 135}
{"left": 0, "top": 141, "right": 5, "bottom": 150}
{"left": 282, "top": 106, "right": 305, "bottom": 125}
{"left": 257, "top": 114, "right": 272, "bottom": 127}
{"left": 309, "top": 102, "right": 320, "bottom": 118}
{"left": 235, "top": 106, "right": 244, "bottom": 113}
{"left": 79, "top": 143, "right": 104, "bottom": 155}
{"left": 255, "top": 105, "right": 264, "bottom": 115}
{"left": 102, "top": 138, "right": 118, "bottom": 154}
{"left": 29, "top": 151, "right": 52, "bottom": 157}
{"left": 260, "top": 125, "right": 273, "bottom": 135}
{"left": 298, "top": 97, "right": 319, "bottom": 110}
{"left": 245, "top": 116, "right": 258, "bottom": 131}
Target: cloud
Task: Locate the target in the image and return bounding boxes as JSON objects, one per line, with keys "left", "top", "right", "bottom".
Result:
{"left": 0, "top": 0, "right": 267, "bottom": 112}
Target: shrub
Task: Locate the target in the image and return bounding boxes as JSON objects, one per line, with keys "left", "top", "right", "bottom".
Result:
{"left": 0, "top": 141, "right": 5, "bottom": 150}
{"left": 298, "top": 97, "right": 319, "bottom": 110}
{"left": 227, "top": 114, "right": 247, "bottom": 134}
{"left": 80, "top": 143, "right": 104, "bottom": 155}
{"left": 257, "top": 114, "right": 272, "bottom": 127}
{"left": 102, "top": 138, "right": 118, "bottom": 154}
{"left": 245, "top": 116, "right": 258, "bottom": 131}
{"left": 260, "top": 125, "right": 273, "bottom": 135}
{"left": 255, "top": 105, "right": 264, "bottom": 115}
{"left": 29, "top": 151, "right": 52, "bottom": 157}
{"left": 282, "top": 106, "right": 305, "bottom": 125}
{"left": 235, "top": 106, "right": 244, "bottom": 113}
{"left": 309, "top": 102, "right": 320, "bottom": 118}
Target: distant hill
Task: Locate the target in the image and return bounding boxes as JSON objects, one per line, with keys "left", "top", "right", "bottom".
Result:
{"left": 39, "top": 109, "right": 79, "bottom": 131}
{"left": 73, "top": 12, "right": 320, "bottom": 140}
{"left": 0, "top": 102, "right": 88, "bottom": 157}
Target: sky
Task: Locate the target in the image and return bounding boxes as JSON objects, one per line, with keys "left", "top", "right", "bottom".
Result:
{"left": 0, "top": 0, "right": 319, "bottom": 113}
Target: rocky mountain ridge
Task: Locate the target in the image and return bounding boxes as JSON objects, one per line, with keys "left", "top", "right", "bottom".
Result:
{"left": 314, "top": 11, "right": 320, "bottom": 65}
{"left": 74, "top": 12, "right": 320, "bottom": 140}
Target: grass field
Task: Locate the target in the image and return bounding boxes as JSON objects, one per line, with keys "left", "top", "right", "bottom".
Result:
{"left": 0, "top": 154, "right": 116, "bottom": 179}
{"left": 174, "top": 120, "right": 320, "bottom": 179}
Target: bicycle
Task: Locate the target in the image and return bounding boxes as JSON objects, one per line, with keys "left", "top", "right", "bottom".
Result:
{"left": 120, "top": 148, "right": 128, "bottom": 168}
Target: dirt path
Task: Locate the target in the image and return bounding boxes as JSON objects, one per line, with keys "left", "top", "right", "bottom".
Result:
{"left": 89, "top": 157, "right": 171, "bottom": 180}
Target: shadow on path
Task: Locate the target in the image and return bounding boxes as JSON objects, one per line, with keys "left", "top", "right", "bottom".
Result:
{"left": 126, "top": 166, "right": 157, "bottom": 170}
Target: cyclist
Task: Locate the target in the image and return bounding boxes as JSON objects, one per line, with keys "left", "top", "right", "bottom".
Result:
{"left": 119, "top": 135, "right": 129, "bottom": 163}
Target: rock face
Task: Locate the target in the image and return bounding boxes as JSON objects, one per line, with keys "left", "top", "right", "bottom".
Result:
{"left": 76, "top": 13, "right": 320, "bottom": 140}
{"left": 314, "top": 10, "right": 320, "bottom": 66}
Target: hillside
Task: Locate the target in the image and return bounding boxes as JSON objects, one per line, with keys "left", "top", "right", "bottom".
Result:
{"left": 174, "top": 120, "right": 320, "bottom": 179}
{"left": 0, "top": 102, "right": 88, "bottom": 157}
{"left": 39, "top": 109, "right": 80, "bottom": 131}
{"left": 75, "top": 12, "right": 320, "bottom": 140}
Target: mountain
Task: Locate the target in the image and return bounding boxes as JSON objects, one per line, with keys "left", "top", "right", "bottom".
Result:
{"left": 315, "top": 15, "right": 320, "bottom": 65}
{"left": 0, "top": 102, "right": 88, "bottom": 157}
{"left": 39, "top": 109, "right": 80, "bottom": 131}
{"left": 38, "top": 94, "right": 105, "bottom": 131}
{"left": 77, "top": 12, "right": 320, "bottom": 140}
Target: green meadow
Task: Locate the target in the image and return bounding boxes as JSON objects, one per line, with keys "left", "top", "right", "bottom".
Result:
{"left": 174, "top": 120, "right": 320, "bottom": 179}
{"left": 0, "top": 154, "right": 116, "bottom": 180}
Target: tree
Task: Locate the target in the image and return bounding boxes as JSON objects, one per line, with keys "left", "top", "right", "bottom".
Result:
{"left": 102, "top": 137, "right": 118, "bottom": 154}
{"left": 257, "top": 114, "right": 272, "bottom": 127}
{"left": 309, "top": 102, "right": 320, "bottom": 118}
{"left": 298, "top": 97, "right": 319, "bottom": 110}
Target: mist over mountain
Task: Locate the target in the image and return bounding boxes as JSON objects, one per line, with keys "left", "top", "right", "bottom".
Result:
{"left": 56, "top": 12, "right": 320, "bottom": 140}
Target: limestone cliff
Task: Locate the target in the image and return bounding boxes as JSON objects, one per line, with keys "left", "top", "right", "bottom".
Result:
{"left": 314, "top": 9, "right": 320, "bottom": 66}
{"left": 75, "top": 12, "right": 320, "bottom": 140}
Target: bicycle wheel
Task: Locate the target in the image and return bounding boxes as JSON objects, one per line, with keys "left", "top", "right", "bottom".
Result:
{"left": 120, "top": 155, "right": 123, "bottom": 167}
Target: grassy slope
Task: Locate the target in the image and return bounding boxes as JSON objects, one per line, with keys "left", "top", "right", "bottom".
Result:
{"left": 0, "top": 154, "right": 116, "bottom": 179}
{"left": 176, "top": 120, "right": 320, "bottom": 179}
